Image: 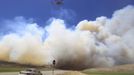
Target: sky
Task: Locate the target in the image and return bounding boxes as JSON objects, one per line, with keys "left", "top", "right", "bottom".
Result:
{"left": 0, "top": 0, "right": 134, "bottom": 26}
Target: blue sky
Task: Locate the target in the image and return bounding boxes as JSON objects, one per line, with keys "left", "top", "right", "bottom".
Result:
{"left": 0, "top": 0, "right": 133, "bottom": 26}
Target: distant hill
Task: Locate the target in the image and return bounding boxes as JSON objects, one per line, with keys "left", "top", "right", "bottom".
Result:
{"left": 0, "top": 61, "right": 46, "bottom": 68}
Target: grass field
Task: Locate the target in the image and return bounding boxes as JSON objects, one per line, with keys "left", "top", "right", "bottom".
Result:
{"left": 0, "top": 64, "right": 134, "bottom": 75}
{"left": 0, "top": 67, "right": 51, "bottom": 72}
{"left": 0, "top": 67, "right": 24, "bottom": 72}
{"left": 57, "top": 70, "right": 134, "bottom": 75}
{"left": 83, "top": 71, "right": 134, "bottom": 75}
{"left": 0, "top": 67, "right": 134, "bottom": 75}
{"left": 82, "top": 64, "right": 134, "bottom": 75}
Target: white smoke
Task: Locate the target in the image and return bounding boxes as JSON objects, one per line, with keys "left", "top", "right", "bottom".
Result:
{"left": 0, "top": 5, "right": 134, "bottom": 69}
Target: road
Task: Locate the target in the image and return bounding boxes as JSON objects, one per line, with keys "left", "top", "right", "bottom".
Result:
{"left": 0, "top": 70, "right": 68, "bottom": 75}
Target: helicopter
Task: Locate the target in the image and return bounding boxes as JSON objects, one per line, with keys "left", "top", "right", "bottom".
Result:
{"left": 51, "top": 0, "right": 64, "bottom": 6}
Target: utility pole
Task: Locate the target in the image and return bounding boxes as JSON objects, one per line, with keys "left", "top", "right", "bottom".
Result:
{"left": 52, "top": 60, "right": 56, "bottom": 75}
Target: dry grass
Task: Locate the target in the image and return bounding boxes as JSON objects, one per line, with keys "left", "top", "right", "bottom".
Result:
{"left": 85, "top": 64, "right": 134, "bottom": 73}
{"left": 82, "top": 64, "right": 134, "bottom": 75}
{"left": 57, "top": 71, "right": 87, "bottom": 75}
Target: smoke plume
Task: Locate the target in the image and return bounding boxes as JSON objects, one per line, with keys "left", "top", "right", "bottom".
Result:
{"left": 0, "top": 5, "right": 134, "bottom": 69}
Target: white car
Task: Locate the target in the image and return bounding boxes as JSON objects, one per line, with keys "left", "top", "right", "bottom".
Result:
{"left": 19, "top": 68, "right": 43, "bottom": 75}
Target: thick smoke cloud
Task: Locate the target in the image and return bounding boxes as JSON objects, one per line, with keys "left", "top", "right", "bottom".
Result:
{"left": 0, "top": 5, "right": 134, "bottom": 69}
